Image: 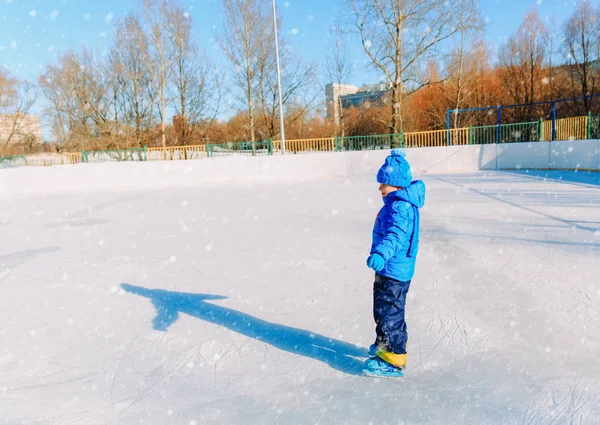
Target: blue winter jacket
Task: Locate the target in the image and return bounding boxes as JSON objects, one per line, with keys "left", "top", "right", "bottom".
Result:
{"left": 371, "top": 180, "right": 426, "bottom": 281}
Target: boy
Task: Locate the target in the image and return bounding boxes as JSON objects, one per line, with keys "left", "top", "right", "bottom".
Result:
{"left": 364, "top": 149, "right": 426, "bottom": 378}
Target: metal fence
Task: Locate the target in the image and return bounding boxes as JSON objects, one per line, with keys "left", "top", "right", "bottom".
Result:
{"left": 0, "top": 153, "right": 81, "bottom": 168}
{"left": 2, "top": 115, "right": 598, "bottom": 169}
{"left": 147, "top": 145, "right": 206, "bottom": 161}
{"left": 273, "top": 138, "right": 334, "bottom": 153}
{"left": 0, "top": 155, "right": 26, "bottom": 169}
{"left": 82, "top": 148, "right": 147, "bottom": 163}
{"left": 335, "top": 134, "right": 404, "bottom": 151}
{"left": 207, "top": 140, "right": 273, "bottom": 157}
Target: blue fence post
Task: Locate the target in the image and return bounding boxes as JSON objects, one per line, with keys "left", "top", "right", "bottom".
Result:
{"left": 551, "top": 101, "right": 557, "bottom": 141}
{"left": 143, "top": 145, "right": 147, "bottom": 161}
{"left": 496, "top": 106, "right": 502, "bottom": 144}
{"left": 446, "top": 110, "right": 451, "bottom": 146}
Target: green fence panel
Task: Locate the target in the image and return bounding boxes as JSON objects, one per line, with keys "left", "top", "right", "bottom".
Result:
{"left": 338, "top": 134, "right": 403, "bottom": 151}
{"left": 471, "top": 122, "right": 541, "bottom": 144}
{"left": 499, "top": 121, "right": 540, "bottom": 143}
{"left": 81, "top": 148, "right": 146, "bottom": 163}
{"left": 208, "top": 140, "right": 272, "bottom": 157}
{"left": 334, "top": 136, "right": 341, "bottom": 152}
{"left": 589, "top": 114, "right": 600, "bottom": 139}
{"left": 0, "top": 155, "right": 26, "bottom": 169}
{"left": 471, "top": 125, "right": 497, "bottom": 144}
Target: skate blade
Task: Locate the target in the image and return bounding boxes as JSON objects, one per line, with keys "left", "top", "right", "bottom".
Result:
{"left": 362, "top": 368, "right": 404, "bottom": 378}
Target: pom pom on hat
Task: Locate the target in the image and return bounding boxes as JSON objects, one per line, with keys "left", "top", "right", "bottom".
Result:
{"left": 390, "top": 148, "right": 406, "bottom": 157}
{"left": 377, "top": 149, "right": 412, "bottom": 188}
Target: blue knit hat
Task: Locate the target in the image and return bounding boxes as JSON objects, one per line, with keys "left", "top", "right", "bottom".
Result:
{"left": 376, "top": 149, "right": 412, "bottom": 188}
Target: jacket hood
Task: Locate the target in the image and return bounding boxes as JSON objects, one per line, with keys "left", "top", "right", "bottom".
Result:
{"left": 384, "top": 180, "right": 426, "bottom": 208}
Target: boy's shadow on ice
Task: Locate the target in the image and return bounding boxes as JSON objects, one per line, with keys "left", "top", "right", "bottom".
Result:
{"left": 121, "top": 283, "right": 368, "bottom": 376}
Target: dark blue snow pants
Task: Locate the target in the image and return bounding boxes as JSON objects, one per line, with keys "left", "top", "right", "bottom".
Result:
{"left": 373, "top": 273, "right": 411, "bottom": 354}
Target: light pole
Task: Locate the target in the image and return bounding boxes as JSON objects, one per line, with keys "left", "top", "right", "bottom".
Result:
{"left": 271, "top": 0, "right": 286, "bottom": 154}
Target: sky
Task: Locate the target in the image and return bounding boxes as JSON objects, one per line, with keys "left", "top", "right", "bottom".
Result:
{"left": 1, "top": 0, "right": 583, "bottom": 83}
{"left": 0, "top": 0, "right": 584, "bottom": 130}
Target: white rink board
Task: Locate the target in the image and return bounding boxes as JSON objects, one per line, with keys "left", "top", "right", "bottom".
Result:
{"left": 1, "top": 140, "right": 598, "bottom": 197}
{"left": 550, "top": 139, "right": 599, "bottom": 170}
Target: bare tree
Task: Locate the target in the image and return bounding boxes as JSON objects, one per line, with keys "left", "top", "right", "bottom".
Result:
{"left": 139, "top": 0, "right": 178, "bottom": 147}
{"left": 38, "top": 49, "right": 110, "bottom": 149}
{"left": 255, "top": 34, "right": 318, "bottom": 140}
{"left": 563, "top": 0, "right": 600, "bottom": 112}
{"left": 348, "top": 0, "right": 467, "bottom": 133}
{"left": 446, "top": 0, "right": 484, "bottom": 128}
{"left": 499, "top": 9, "right": 548, "bottom": 121}
{"left": 166, "top": 5, "right": 222, "bottom": 144}
{"left": 325, "top": 19, "right": 353, "bottom": 136}
{"left": 38, "top": 57, "right": 75, "bottom": 145}
{"left": 0, "top": 70, "right": 38, "bottom": 154}
{"left": 108, "top": 13, "right": 157, "bottom": 146}
{"left": 218, "top": 0, "right": 273, "bottom": 142}
{"left": 545, "top": 17, "right": 559, "bottom": 102}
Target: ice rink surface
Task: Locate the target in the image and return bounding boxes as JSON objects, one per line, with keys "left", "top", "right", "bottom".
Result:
{"left": 1, "top": 170, "right": 599, "bottom": 424}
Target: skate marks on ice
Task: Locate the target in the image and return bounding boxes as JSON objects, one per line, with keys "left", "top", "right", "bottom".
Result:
{"left": 430, "top": 175, "right": 599, "bottom": 234}
{"left": 520, "top": 378, "right": 600, "bottom": 425}
{"left": 41, "top": 194, "right": 147, "bottom": 228}
{"left": 44, "top": 218, "right": 113, "bottom": 228}
{"left": 121, "top": 284, "right": 368, "bottom": 376}
{"left": 0, "top": 247, "right": 61, "bottom": 279}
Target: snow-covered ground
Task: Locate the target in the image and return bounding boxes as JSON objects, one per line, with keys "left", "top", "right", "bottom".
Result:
{"left": 1, "top": 169, "right": 599, "bottom": 424}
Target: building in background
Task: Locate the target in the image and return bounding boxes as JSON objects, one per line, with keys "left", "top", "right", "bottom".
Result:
{"left": 0, "top": 114, "right": 42, "bottom": 152}
{"left": 325, "top": 83, "right": 359, "bottom": 123}
{"left": 325, "top": 83, "right": 391, "bottom": 123}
